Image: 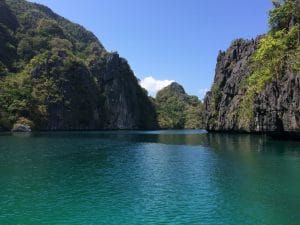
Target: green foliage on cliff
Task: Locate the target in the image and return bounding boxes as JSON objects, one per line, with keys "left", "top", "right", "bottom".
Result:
{"left": 269, "top": 0, "right": 300, "bottom": 32}
{"left": 207, "top": 83, "right": 221, "bottom": 127}
{"left": 0, "top": 0, "right": 155, "bottom": 130}
{"left": 0, "top": 0, "right": 105, "bottom": 129}
{"left": 155, "top": 83, "right": 203, "bottom": 129}
{"left": 238, "top": 0, "right": 300, "bottom": 125}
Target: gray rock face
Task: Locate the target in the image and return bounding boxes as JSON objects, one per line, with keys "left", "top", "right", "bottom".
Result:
{"left": 204, "top": 38, "right": 260, "bottom": 131}
{"left": 254, "top": 71, "right": 300, "bottom": 132}
{"left": 101, "top": 53, "right": 157, "bottom": 129}
{"left": 167, "top": 82, "right": 186, "bottom": 95}
{"left": 156, "top": 82, "right": 187, "bottom": 100}
{"left": 11, "top": 124, "right": 31, "bottom": 132}
{"left": 36, "top": 52, "right": 157, "bottom": 131}
{"left": 204, "top": 38, "right": 300, "bottom": 134}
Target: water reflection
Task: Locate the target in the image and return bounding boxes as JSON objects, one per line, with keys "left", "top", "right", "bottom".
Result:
{"left": 4, "top": 130, "right": 300, "bottom": 154}
{"left": 0, "top": 130, "right": 300, "bottom": 224}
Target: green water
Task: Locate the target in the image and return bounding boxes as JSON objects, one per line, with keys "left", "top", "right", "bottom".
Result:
{"left": 0, "top": 131, "right": 300, "bottom": 225}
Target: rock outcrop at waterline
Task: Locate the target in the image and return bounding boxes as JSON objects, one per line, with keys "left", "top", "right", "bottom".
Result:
{"left": 0, "top": 0, "right": 157, "bottom": 131}
{"left": 11, "top": 124, "right": 31, "bottom": 132}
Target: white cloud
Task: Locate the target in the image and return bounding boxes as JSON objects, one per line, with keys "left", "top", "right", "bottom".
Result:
{"left": 198, "top": 88, "right": 209, "bottom": 100}
{"left": 139, "top": 76, "right": 174, "bottom": 96}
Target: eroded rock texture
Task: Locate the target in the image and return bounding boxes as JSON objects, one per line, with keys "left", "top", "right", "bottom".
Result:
{"left": 204, "top": 38, "right": 300, "bottom": 134}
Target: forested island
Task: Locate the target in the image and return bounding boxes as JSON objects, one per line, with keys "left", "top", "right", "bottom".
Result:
{"left": 0, "top": 0, "right": 299, "bottom": 137}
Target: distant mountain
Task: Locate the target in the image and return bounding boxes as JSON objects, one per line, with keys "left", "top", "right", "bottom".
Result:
{"left": 204, "top": 0, "right": 300, "bottom": 137}
{"left": 0, "top": 0, "right": 157, "bottom": 130}
{"left": 155, "top": 82, "right": 203, "bottom": 129}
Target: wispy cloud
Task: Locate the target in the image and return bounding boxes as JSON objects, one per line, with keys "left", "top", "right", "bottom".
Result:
{"left": 139, "top": 76, "right": 174, "bottom": 96}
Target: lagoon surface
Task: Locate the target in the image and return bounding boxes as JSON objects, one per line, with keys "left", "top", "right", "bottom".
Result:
{"left": 0, "top": 130, "right": 300, "bottom": 225}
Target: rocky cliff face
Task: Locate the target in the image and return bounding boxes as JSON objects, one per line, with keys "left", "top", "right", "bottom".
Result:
{"left": 204, "top": 38, "right": 260, "bottom": 131}
{"left": 204, "top": 0, "right": 300, "bottom": 137}
{"left": 101, "top": 53, "right": 157, "bottom": 129}
{"left": 254, "top": 70, "right": 300, "bottom": 133}
{"left": 0, "top": 0, "right": 157, "bottom": 130}
{"left": 204, "top": 38, "right": 300, "bottom": 134}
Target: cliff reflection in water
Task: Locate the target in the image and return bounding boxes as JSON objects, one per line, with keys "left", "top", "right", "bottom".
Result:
{"left": 89, "top": 130, "right": 300, "bottom": 155}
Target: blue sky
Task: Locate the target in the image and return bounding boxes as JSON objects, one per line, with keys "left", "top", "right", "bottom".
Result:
{"left": 30, "top": 0, "right": 273, "bottom": 98}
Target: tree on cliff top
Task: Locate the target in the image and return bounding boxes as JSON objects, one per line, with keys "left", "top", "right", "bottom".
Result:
{"left": 270, "top": 0, "right": 300, "bottom": 32}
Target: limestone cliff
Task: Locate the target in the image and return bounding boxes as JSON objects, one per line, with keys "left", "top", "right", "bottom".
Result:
{"left": 0, "top": 0, "right": 157, "bottom": 130}
{"left": 204, "top": 38, "right": 300, "bottom": 135}
{"left": 204, "top": 38, "right": 261, "bottom": 131}
{"left": 204, "top": 1, "right": 300, "bottom": 137}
